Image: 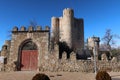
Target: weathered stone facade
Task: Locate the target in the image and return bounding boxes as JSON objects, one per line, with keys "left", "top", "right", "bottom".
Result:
{"left": 0, "top": 26, "right": 50, "bottom": 71}
{"left": 0, "top": 8, "right": 120, "bottom": 72}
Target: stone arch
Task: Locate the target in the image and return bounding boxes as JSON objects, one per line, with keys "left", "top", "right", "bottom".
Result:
{"left": 17, "top": 39, "right": 38, "bottom": 71}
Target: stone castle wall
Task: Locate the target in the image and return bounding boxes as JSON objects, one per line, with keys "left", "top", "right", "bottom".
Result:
{"left": 38, "top": 50, "right": 120, "bottom": 72}
{"left": 1, "top": 48, "right": 120, "bottom": 72}
{"left": 0, "top": 27, "right": 120, "bottom": 72}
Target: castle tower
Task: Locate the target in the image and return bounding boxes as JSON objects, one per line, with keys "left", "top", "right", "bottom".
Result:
{"left": 51, "top": 8, "right": 84, "bottom": 59}
{"left": 60, "top": 8, "right": 74, "bottom": 48}
{"left": 51, "top": 17, "right": 59, "bottom": 43}
{"left": 87, "top": 37, "right": 100, "bottom": 50}
{"left": 87, "top": 36, "right": 100, "bottom": 60}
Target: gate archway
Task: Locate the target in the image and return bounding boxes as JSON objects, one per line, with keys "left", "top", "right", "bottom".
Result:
{"left": 20, "top": 40, "right": 38, "bottom": 71}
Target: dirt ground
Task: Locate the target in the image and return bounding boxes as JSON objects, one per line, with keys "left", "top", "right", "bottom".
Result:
{"left": 0, "top": 71, "right": 120, "bottom": 80}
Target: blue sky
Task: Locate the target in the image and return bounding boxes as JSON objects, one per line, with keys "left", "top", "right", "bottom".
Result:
{"left": 0, "top": 0, "right": 120, "bottom": 49}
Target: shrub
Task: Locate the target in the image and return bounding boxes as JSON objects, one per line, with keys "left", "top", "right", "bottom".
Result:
{"left": 32, "top": 73, "right": 50, "bottom": 80}
{"left": 96, "top": 71, "right": 111, "bottom": 80}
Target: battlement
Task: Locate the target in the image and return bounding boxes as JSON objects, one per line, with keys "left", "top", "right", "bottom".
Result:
{"left": 87, "top": 36, "right": 100, "bottom": 50}
{"left": 12, "top": 26, "right": 50, "bottom": 32}
{"left": 63, "top": 8, "right": 74, "bottom": 17}
{"left": 51, "top": 16, "right": 59, "bottom": 20}
{"left": 88, "top": 36, "right": 100, "bottom": 42}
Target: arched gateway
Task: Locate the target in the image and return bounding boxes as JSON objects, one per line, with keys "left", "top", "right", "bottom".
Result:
{"left": 20, "top": 40, "right": 38, "bottom": 71}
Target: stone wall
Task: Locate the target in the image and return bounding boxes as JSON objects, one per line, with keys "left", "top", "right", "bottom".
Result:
{"left": 1, "top": 39, "right": 120, "bottom": 72}
{"left": 6, "top": 26, "right": 50, "bottom": 71}
{"left": 39, "top": 53, "right": 120, "bottom": 72}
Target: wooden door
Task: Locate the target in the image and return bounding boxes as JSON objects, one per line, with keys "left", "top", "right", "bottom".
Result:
{"left": 21, "top": 50, "right": 38, "bottom": 71}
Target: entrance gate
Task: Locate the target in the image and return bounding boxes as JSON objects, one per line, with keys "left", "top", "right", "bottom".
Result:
{"left": 20, "top": 41, "right": 38, "bottom": 71}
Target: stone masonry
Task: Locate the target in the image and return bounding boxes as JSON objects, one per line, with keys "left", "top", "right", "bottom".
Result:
{"left": 0, "top": 8, "right": 120, "bottom": 72}
{"left": 2, "top": 26, "right": 51, "bottom": 71}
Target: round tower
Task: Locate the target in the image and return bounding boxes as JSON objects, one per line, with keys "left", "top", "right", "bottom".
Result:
{"left": 87, "top": 37, "right": 100, "bottom": 60}
{"left": 62, "top": 8, "right": 74, "bottom": 48}
{"left": 51, "top": 17, "right": 59, "bottom": 43}
{"left": 87, "top": 37, "right": 100, "bottom": 50}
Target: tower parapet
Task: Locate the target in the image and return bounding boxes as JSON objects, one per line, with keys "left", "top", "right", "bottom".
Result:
{"left": 87, "top": 36, "right": 100, "bottom": 50}
{"left": 63, "top": 8, "right": 74, "bottom": 18}
{"left": 12, "top": 26, "right": 50, "bottom": 32}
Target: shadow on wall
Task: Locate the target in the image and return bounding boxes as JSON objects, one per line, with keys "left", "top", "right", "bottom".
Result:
{"left": 58, "top": 41, "right": 88, "bottom": 60}
{"left": 58, "top": 41, "right": 73, "bottom": 59}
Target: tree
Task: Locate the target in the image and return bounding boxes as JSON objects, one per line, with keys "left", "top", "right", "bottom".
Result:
{"left": 101, "top": 29, "right": 115, "bottom": 59}
{"left": 102, "top": 29, "right": 114, "bottom": 51}
{"left": 101, "top": 29, "right": 120, "bottom": 58}
{"left": 111, "top": 48, "right": 120, "bottom": 57}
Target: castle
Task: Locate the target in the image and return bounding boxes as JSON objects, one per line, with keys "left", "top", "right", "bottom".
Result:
{"left": 0, "top": 8, "right": 84, "bottom": 71}
{"left": 51, "top": 8, "right": 84, "bottom": 50}
{"left": 0, "top": 8, "right": 120, "bottom": 72}
{"left": 51, "top": 8, "right": 84, "bottom": 59}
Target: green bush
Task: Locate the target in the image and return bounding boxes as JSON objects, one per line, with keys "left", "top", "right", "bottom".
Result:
{"left": 96, "top": 71, "right": 111, "bottom": 80}
{"left": 32, "top": 73, "right": 50, "bottom": 80}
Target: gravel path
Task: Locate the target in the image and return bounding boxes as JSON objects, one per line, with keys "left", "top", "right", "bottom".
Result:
{"left": 0, "top": 71, "right": 120, "bottom": 80}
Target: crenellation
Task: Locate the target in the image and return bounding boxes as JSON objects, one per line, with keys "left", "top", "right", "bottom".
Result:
{"left": 12, "top": 26, "right": 18, "bottom": 32}
{"left": 63, "top": 8, "right": 74, "bottom": 17}
{"left": 28, "top": 26, "right": 34, "bottom": 31}
{"left": 87, "top": 36, "right": 100, "bottom": 50}
{"left": 20, "top": 26, "right": 26, "bottom": 31}
{"left": 45, "top": 26, "right": 50, "bottom": 30}
{"left": 12, "top": 26, "right": 51, "bottom": 32}
{"left": 36, "top": 26, "right": 42, "bottom": 31}
{"left": 70, "top": 52, "right": 76, "bottom": 61}
{"left": 62, "top": 52, "right": 67, "bottom": 60}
